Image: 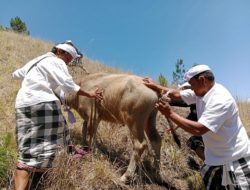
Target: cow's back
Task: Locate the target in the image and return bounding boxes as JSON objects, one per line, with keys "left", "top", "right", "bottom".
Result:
{"left": 77, "top": 73, "right": 158, "bottom": 123}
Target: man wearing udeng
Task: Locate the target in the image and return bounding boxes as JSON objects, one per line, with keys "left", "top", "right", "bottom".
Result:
{"left": 13, "top": 42, "right": 102, "bottom": 190}
{"left": 144, "top": 64, "right": 250, "bottom": 189}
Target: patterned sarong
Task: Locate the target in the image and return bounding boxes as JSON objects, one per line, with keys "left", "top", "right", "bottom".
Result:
{"left": 16, "top": 101, "right": 70, "bottom": 169}
{"left": 201, "top": 156, "right": 250, "bottom": 190}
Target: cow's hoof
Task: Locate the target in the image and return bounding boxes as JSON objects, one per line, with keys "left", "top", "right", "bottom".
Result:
{"left": 120, "top": 174, "right": 130, "bottom": 184}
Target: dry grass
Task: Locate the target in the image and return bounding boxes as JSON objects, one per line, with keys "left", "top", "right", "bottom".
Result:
{"left": 0, "top": 30, "right": 52, "bottom": 135}
{"left": 238, "top": 102, "right": 250, "bottom": 134}
{"left": 44, "top": 151, "right": 124, "bottom": 190}
{"left": 1, "top": 29, "right": 249, "bottom": 189}
{"left": 42, "top": 115, "right": 203, "bottom": 190}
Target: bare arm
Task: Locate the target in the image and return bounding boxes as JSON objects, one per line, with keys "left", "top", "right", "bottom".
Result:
{"left": 156, "top": 99, "right": 209, "bottom": 135}
{"left": 142, "top": 77, "right": 183, "bottom": 102}
{"left": 164, "top": 89, "right": 183, "bottom": 102}
{"left": 142, "top": 77, "right": 168, "bottom": 94}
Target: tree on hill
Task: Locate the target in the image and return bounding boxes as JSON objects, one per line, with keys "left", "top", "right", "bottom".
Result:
{"left": 158, "top": 73, "right": 168, "bottom": 87}
{"left": 0, "top": 25, "right": 6, "bottom": 30}
{"left": 10, "top": 16, "right": 29, "bottom": 35}
{"left": 172, "top": 59, "right": 186, "bottom": 86}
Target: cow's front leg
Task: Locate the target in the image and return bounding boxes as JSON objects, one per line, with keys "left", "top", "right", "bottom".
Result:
{"left": 120, "top": 121, "right": 147, "bottom": 183}
{"left": 82, "top": 120, "right": 88, "bottom": 147}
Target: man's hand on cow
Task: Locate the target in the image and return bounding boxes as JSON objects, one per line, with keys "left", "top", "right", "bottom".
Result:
{"left": 159, "top": 94, "right": 171, "bottom": 102}
{"left": 155, "top": 98, "right": 172, "bottom": 117}
{"left": 89, "top": 88, "right": 103, "bottom": 102}
{"left": 142, "top": 77, "right": 159, "bottom": 91}
{"left": 142, "top": 77, "right": 155, "bottom": 86}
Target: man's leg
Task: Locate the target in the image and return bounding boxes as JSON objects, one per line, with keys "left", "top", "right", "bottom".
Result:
{"left": 187, "top": 136, "right": 204, "bottom": 160}
{"left": 14, "top": 168, "right": 30, "bottom": 190}
{"left": 196, "top": 146, "right": 205, "bottom": 161}
{"left": 29, "top": 172, "right": 46, "bottom": 190}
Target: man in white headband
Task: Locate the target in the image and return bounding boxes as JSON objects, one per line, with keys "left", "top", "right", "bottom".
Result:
{"left": 183, "top": 64, "right": 211, "bottom": 82}
{"left": 143, "top": 64, "right": 250, "bottom": 189}
{"left": 12, "top": 41, "right": 103, "bottom": 190}
{"left": 55, "top": 43, "right": 80, "bottom": 60}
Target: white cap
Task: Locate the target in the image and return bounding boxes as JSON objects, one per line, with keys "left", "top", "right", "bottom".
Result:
{"left": 184, "top": 64, "right": 211, "bottom": 81}
{"left": 65, "top": 40, "right": 73, "bottom": 44}
{"left": 56, "top": 43, "right": 80, "bottom": 59}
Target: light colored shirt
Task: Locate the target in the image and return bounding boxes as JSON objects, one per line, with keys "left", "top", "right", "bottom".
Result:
{"left": 13, "top": 52, "right": 80, "bottom": 108}
{"left": 180, "top": 83, "right": 250, "bottom": 165}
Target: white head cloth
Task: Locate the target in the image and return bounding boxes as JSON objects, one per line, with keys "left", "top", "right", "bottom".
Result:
{"left": 184, "top": 64, "right": 211, "bottom": 81}
{"left": 55, "top": 43, "right": 80, "bottom": 59}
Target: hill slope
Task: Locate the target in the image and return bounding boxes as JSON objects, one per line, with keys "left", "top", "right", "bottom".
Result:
{"left": 0, "top": 30, "right": 204, "bottom": 190}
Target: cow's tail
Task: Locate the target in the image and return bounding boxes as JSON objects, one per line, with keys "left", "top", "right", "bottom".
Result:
{"left": 166, "top": 118, "right": 181, "bottom": 147}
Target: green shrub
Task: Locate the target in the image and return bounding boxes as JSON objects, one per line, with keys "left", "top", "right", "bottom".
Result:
{"left": 0, "top": 133, "right": 17, "bottom": 186}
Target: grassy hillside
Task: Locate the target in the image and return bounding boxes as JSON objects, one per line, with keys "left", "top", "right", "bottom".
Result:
{"left": 1, "top": 29, "right": 249, "bottom": 189}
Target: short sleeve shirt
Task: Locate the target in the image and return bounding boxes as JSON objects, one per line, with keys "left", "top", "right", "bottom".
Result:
{"left": 180, "top": 83, "right": 250, "bottom": 165}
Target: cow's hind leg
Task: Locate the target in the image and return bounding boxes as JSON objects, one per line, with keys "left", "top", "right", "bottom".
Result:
{"left": 120, "top": 120, "right": 148, "bottom": 183}
{"left": 145, "top": 109, "right": 161, "bottom": 162}
{"left": 144, "top": 109, "right": 162, "bottom": 182}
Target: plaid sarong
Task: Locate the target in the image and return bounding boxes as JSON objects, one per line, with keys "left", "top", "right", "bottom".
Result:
{"left": 201, "top": 156, "right": 250, "bottom": 190}
{"left": 16, "top": 101, "right": 70, "bottom": 169}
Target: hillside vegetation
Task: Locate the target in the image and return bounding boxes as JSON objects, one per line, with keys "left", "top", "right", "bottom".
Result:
{"left": 1, "top": 30, "right": 249, "bottom": 190}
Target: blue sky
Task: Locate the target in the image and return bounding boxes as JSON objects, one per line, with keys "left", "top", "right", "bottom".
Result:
{"left": 1, "top": 0, "right": 250, "bottom": 100}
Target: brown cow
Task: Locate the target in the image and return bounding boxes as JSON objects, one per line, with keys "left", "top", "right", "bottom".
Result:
{"left": 62, "top": 73, "right": 162, "bottom": 182}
